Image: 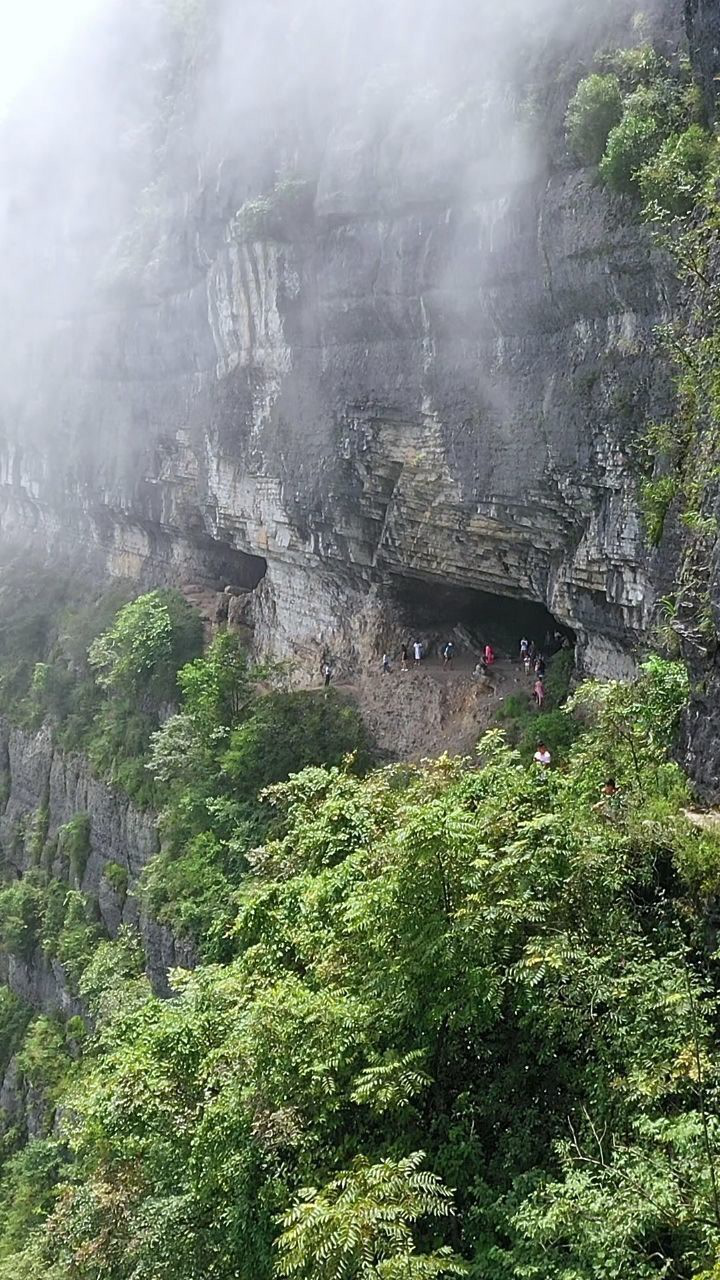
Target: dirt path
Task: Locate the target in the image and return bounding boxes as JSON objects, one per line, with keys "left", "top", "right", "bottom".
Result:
{"left": 335, "top": 655, "right": 535, "bottom": 761}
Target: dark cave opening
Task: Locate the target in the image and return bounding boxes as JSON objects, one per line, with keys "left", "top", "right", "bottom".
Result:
{"left": 192, "top": 535, "right": 268, "bottom": 592}
{"left": 386, "top": 574, "right": 575, "bottom": 660}
{"left": 225, "top": 548, "right": 267, "bottom": 591}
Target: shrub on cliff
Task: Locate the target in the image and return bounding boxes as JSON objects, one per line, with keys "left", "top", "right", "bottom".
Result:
{"left": 0, "top": 987, "right": 31, "bottom": 1074}
{"left": 599, "top": 108, "right": 661, "bottom": 195}
{"left": 222, "top": 689, "right": 373, "bottom": 803}
{"left": 566, "top": 73, "right": 623, "bottom": 164}
{"left": 567, "top": 50, "right": 713, "bottom": 205}
{"left": 0, "top": 878, "right": 45, "bottom": 961}
{"left": 143, "top": 633, "right": 373, "bottom": 955}
{"left": 638, "top": 124, "right": 717, "bottom": 216}
{"left": 88, "top": 590, "right": 202, "bottom": 705}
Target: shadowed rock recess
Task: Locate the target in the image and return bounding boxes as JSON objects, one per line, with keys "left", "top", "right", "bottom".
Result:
{"left": 0, "top": 0, "right": 693, "bottom": 683}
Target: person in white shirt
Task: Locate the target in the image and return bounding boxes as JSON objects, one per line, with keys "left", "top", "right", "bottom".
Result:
{"left": 413, "top": 640, "right": 423, "bottom": 665}
{"left": 533, "top": 742, "right": 551, "bottom": 767}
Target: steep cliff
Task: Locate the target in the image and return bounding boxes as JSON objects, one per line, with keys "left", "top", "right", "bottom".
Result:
{"left": 0, "top": 718, "right": 196, "bottom": 1009}
{"left": 0, "top": 0, "right": 691, "bottom": 684}
{"left": 686, "top": 0, "right": 720, "bottom": 123}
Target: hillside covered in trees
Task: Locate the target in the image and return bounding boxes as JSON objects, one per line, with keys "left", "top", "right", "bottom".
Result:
{"left": 0, "top": 568, "right": 718, "bottom": 1278}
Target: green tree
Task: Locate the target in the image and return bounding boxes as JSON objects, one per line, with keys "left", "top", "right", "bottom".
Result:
{"left": 3, "top": 658, "right": 720, "bottom": 1280}
{"left": 222, "top": 689, "right": 372, "bottom": 798}
{"left": 88, "top": 589, "right": 202, "bottom": 703}
{"left": 565, "top": 73, "right": 623, "bottom": 163}
{"left": 276, "top": 1154, "right": 466, "bottom": 1279}
{"left": 599, "top": 109, "right": 660, "bottom": 194}
{"left": 638, "top": 124, "right": 716, "bottom": 217}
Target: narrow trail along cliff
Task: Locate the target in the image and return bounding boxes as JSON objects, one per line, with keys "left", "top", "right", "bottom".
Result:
{"left": 335, "top": 655, "right": 531, "bottom": 761}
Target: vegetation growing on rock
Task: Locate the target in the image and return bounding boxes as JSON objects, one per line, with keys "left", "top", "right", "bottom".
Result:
{"left": 4, "top": 636, "right": 720, "bottom": 1278}
{"left": 566, "top": 45, "right": 717, "bottom": 209}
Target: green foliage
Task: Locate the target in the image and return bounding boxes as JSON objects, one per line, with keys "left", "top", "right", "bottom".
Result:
{"left": 15, "top": 1018, "right": 71, "bottom": 1099}
{"left": 566, "top": 49, "right": 720, "bottom": 652}
{"left": 0, "top": 1139, "right": 65, "bottom": 1263}
{"left": 88, "top": 590, "right": 202, "bottom": 703}
{"left": 2, "top": 658, "right": 717, "bottom": 1280}
{"left": 640, "top": 472, "right": 680, "bottom": 544}
{"left": 143, "top": 830, "right": 238, "bottom": 952}
{"left": 57, "top": 815, "right": 90, "bottom": 887}
{"left": 497, "top": 652, "right": 579, "bottom": 763}
{"left": 178, "top": 630, "right": 253, "bottom": 734}
{"left": 276, "top": 1153, "right": 467, "bottom": 1279}
{"left": 102, "top": 861, "right": 128, "bottom": 899}
{"left": 565, "top": 73, "right": 623, "bottom": 163}
{"left": 542, "top": 647, "right": 574, "bottom": 707}
{"left": 0, "top": 988, "right": 31, "bottom": 1075}
{"left": 595, "top": 43, "right": 668, "bottom": 91}
{"left": 76, "top": 928, "right": 148, "bottom": 1023}
{"left": 568, "top": 48, "right": 715, "bottom": 204}
{"left": 142, "top": 632, "right": 373, "bottom": 953}
{"left": 638, "top": 124, "right": 717, "bottom": 217}
{"left": 637, "top": 188, "right": 720, "bottom": 645}
{"left": 223, "top": 689, "right": 372, "bottom": 800}
{"left": 599, "top": 109, "right": 660, "bottom": 194}
{"left": 0, "top": 880, "right": 44, "bottom": 961}
{"left": 54, "top": 893, "right": 104, "bottom": 988}
{"left": 0, "top": 861, "right": 106, "bottom": 998}
{"left": 24, "top": 810, "right": 48, "bottom": 869}
{"left": 233, "top": 178, "right": 314, "bottom": 242}
{"left": 0, "top": 570, "right": 202, "bottom": 807}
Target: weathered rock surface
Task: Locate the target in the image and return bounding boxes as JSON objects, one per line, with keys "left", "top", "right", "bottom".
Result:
{"left": 686, "top": 0, "right": 720, "bottom": 123}
{"left": 0, "top": 720, "right": 195, "bottom": 1005}
{"left": 0, "top": 0, "right": 688, "bottom": 685}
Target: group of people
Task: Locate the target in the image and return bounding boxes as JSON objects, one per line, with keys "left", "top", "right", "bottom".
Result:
{"left": 380, "top": 638, "right": 497, "bottom": 674}
{"left": 519, "top": 636, "right": 548, "bottom": 708}
{"left": 323, "top": 629, "right": 568, "bottom": 693}
{"left": 381, "top": 640, "right": 425, "bottom": 673}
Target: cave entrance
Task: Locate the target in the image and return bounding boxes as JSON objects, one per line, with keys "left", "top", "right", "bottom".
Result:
{"left": 386, "top": 575, "right": 575, "bottom": 661}
{"left": 224, "top": 548, "right": 267, "bottom": 592}
{"left": 191, "top": 535, "right": 268, "bottom": 592}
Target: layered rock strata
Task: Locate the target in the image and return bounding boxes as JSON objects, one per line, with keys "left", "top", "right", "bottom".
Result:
{"left": 0, "top": 0, "right": 686, "bottom": 681}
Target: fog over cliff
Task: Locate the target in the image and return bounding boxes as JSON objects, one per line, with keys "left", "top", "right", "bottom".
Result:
{"left": 0, "top": 0, "right": 686, "bottom": 679}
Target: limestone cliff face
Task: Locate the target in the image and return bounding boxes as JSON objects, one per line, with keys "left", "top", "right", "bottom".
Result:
{"left": 0, "top": 0, "right": 688, "bottom": 679}
{"left": 686, "top": 0, "right": 720, "bottom": 123}
{"left": 0, "top": 721, "right": 193, "bottom": 1010}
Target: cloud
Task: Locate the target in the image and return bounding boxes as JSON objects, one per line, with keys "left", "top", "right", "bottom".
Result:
{"left": 0, "top": 0, "right": 107, "bottom": 114}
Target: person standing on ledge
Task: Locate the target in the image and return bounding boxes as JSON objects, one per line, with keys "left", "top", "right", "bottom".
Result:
{"left": 442, "top": 640, "right": 455, "bottom": 668}
{"left": 413, "top": 640, "right": 423, "bottom": 666}
{"left": 321, "top": 660, "right": 332, "bottom": 688}
{"left": 401, "top": 642, "right": 409, "bottom": 671}
{"left": 533, "top": 677, "right": 545, "bottom": 708}
{"left": 382, "top": 652, "right": 392, "bottom": 674}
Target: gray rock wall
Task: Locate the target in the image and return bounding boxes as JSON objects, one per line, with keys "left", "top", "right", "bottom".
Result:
{"left": 686, "top": 0, "right": 720, "bottom": 123}
{"left": 0, "top": 720, "right": 195, "bottom": 1006}
{"left": 0, "top": 0, "right": 687, "bottom": 683}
